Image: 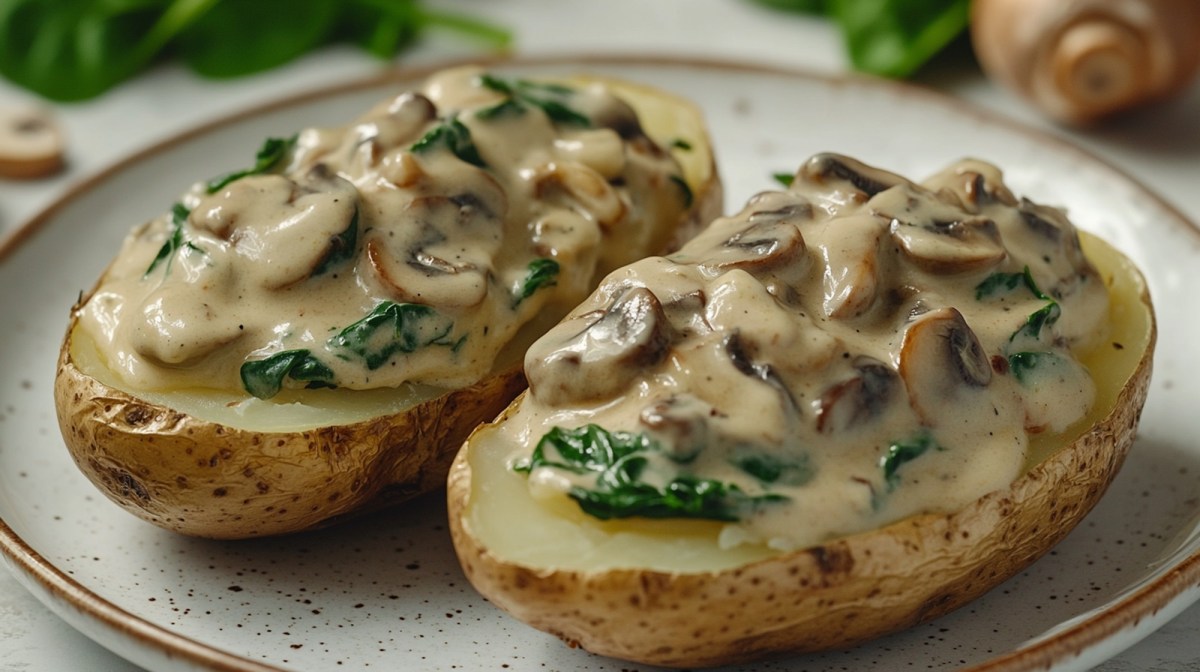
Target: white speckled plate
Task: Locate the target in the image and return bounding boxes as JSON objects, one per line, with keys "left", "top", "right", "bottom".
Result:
{"left": 2, "top": 57, "right": 1199, "bottom": 672}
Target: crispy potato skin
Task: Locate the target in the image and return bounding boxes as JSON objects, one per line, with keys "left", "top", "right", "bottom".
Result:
{"left": 55, "top": 335, "right": 527, "bottom": 539}
{"left": 53, "top": 77, "right": 722, "bottom": 540}
{"left": 447, "top": 247, "right": 1155, "bottom": 667}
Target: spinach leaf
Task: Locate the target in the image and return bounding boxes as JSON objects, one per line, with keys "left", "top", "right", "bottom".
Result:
{"left": 975, "top": 266, "right": 1050, "bottom": 301}
{"left": 751, "top": 0, "right": 970, "bottom": 79}
{"left": 0, "top": 0, "right": 218, "bottom": 102}
{"left": 410, "top": 118, "right": 486, "bottom": 168}
{"left": 1012, "top": 301, "right": 1062, "bottom": 342}
{"left": 329, "top": 301, "right": 455, "bottom": 369}
{"left": 880, "top": 432, "right": 938, "bottom": 489}
{"left": 144, "top": 202, "right": 205, "bottom": 276}
{"left": 513, "top": 258, "right": 559, "bottom": 307}
{"left": 1007, "top": 351, "right": 1063, "bottom": 384}
{"left": 772, "top": 172, "right": 795, "bottom": 187}
{"left": 477, "top": 74, "right": 591, "bottom": 127}
{"left": 240, "top": 349, "right": 335, "bottom": 399}
{"left": 731, "top": 451, "right": 812, "bottom": 486}
{"left": 176, "top": 0, "right": 336, "bottom": 78}
{"left": 206, "top": 134, "right": 298, "bottom": 193}
{"left": 516, "top": 425, "right": 787, "bottom": 522}
{"left": 0, "top": 0, "right": 510, "bottom": 102}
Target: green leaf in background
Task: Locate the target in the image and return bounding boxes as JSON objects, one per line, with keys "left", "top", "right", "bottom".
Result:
{"left": 752, "top": 0, "right": 971, "bottom": 79}
{"left": 176, "top": 0, "right": 339, "bottom": 79}
{"left": 831, "top": 0, "right": 971, "bottom": 78}
{"left": 0, "top": 0, "right": 510, "bottom": 102}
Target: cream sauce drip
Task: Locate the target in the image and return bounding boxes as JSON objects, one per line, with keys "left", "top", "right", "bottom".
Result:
{"left": 511, "top": 154, "right": 1110, "bottom": 551}
{"left": 78, "top": 67, "right": 691, "bottom": 397}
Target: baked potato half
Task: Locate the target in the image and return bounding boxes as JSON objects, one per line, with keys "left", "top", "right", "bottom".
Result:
{"left": 54, "top": 67, "right": 721, "bottom": 539}
{"left": 447, "top": 155, "right": 1155, "bottom": 667}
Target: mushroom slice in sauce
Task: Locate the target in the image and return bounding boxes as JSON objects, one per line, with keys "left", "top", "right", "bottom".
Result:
{"left": 192, "top": 168, "right": 360, "bottom": 291}
{"left": 814, "top": 356, "right": 900, "bottom": 434}
{"left": 805, "top": 213, "right": 886, "bottom": 319}
{"left": 525, "top": 286, "right": 674, "bottom": 406}
{"left": 363, "top": 171, "right": 507, "bottom": 307}
{"left": 534, "top": 161, "right": 627, "bottom": 230}
{"left": 723, "top": 332, "right": 799, "bottom": 413}
{"left": 898, "top": 307, "right": 993, "bottom": 424}
{"left": 639, "top": 394, "right": 718, "bottom": 463}
{"left": 796, "top": 153, "right": 911, "bottom": 200}
{"left": 877, "top": 184, "right": 1007, "bottom": 275}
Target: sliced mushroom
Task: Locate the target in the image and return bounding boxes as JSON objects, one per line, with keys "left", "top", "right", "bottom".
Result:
{"left": 699, "top": 215, "right": 808, "bottom": 284}
{"left": 723, "top": 332, "right": 799, "bottom": 413}
{"left": 534, "top": 161, "right": 627, "bottom": 230}
{"left": 805, "top": 214, "right": 886, "bottom": 319}
{"left": 0, "top": 105, "right": 65, "bottom": 179}
{"left": 815, "top": 356, "right": 899, "bottom": 434}
{"left": 921, "top": 159, "right": 1019, "bottom": 210}
{"left": 639, "top": 394, "right": 719, "bottom": 462}
{"left": 363, "top": 192, "right": 503, "bottom": 308}
{"left": 889, "top": 214, "right": 1006, "bottom": 275}
{"left": 797, "top": 153, "right": 909, "bottom": 198}
{"left": 192, "top": 168, "right": 361, "bottom": 290}
{"left": 898, "top": 307, "right": 993, "bottom": 423}
{"left": 525, "top": 287, "right": 674, "bottom": 406}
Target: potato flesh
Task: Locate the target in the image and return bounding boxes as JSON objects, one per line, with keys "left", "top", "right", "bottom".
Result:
{"left": 462, "top": 231, "right": 1152, "bottom": 574}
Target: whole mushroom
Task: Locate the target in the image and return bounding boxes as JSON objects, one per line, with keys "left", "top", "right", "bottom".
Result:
{"left": 971, "top": 0, "right": 1200, "bottom": 123}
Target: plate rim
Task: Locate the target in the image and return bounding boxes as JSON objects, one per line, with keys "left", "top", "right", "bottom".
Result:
{"left": 2, "top": 53, "right": 1198, "bottom": 672}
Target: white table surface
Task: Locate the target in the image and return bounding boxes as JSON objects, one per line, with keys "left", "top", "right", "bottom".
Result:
{"left": 1, "top": 1, "right": 1198, "bottom": 670}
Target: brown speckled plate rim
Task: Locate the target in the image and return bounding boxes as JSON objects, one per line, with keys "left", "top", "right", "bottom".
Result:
{"left": 1, "top": 54, "right": 1198, "bottom": 672}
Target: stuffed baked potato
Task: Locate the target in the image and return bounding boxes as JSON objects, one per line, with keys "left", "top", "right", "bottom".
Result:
{"left": 54, "top": 66, "right": 721, "bottom": 539}
{"left": 447, "top": 154, "right": 1155, "bottom": 667}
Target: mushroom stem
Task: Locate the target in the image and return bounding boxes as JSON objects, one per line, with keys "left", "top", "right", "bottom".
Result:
{"left": 971, "top": 0, "right": 1200, "bottom": 123}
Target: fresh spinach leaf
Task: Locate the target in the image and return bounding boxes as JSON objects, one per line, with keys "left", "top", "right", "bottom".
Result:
{"left": 329, "top": 301, "right": 455, "bottom": 370}
{"left": 206, "top": 134, "right": 298, "bottom": 193}
{"left": 0, "top": 1, "right": 509, "bottom": 102}
{"left": 144, "top": 202, "right": 205, "bottom": 276}
{"left": 176, "top": 0, "right": 337, "bottom": 78}
{"left": 410, "top": 118, "right": 486, "bottom": 168}
{"left": 240, "top": 349, "right": 335, "bottom": 399}
{"left": 477, "top": 74, "right": 591, "bottom": 127}
{"left": 516, "top": 424, "right": 787, "bottom": 522}
{"left": 513, "top": 258, "right": 559, "bottom": 307}
{"left": 751, "top": 0, "right": 969, "bottom": 79}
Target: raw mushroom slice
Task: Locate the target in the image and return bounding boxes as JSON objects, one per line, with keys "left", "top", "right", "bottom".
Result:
{"left": 0, "top": 105, "right": 65, "bottom": 179}
{"left": 898, "top": 307, "right": 993, "bottom": 424}
{"left": 525, "top": 286, "right": 674, "bottom": 406}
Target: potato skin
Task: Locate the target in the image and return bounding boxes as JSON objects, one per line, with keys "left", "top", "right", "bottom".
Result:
{"left": 52, "top": 76, "right": 722, "bottom": 540}
{"left": 55, "top": 330, "right": 528, "bottom": 539}
{"left": 446, "top": 245, "right": 1155, "bottom": 667}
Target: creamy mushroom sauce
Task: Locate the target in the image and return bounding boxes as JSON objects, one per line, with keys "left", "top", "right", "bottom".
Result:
{"left": 77, "top": 67, "right": 691, "bottom": 399}
{"left": 510, "top": 154, "right": 1110, "bottom": 551}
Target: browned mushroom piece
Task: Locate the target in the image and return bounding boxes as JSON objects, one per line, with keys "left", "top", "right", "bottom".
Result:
{"left": 525, "top": 286, "right": 675, "bottom": 406}
{"left": 723, "top": 332, "right": 799, "bottom": 412}
{"left": 364, "top": 170, "right": 507, "bottom": 307}
{"left": 815, "top": 355, "right": 900, "bottom": 435}
{"left": 796, "top": 153, "right": 910, "bottom": 198}
{"left": 699, "top": 212, "right": 808, "bottom": 284}
{"left": 879, "top": 183, "right": 1008, "bottom": 275}
{"left": 639, "top": 394, "right": 719, "bottom": 462}
{"left": 898, "top": 307, "right": 993, "bottom": 423}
